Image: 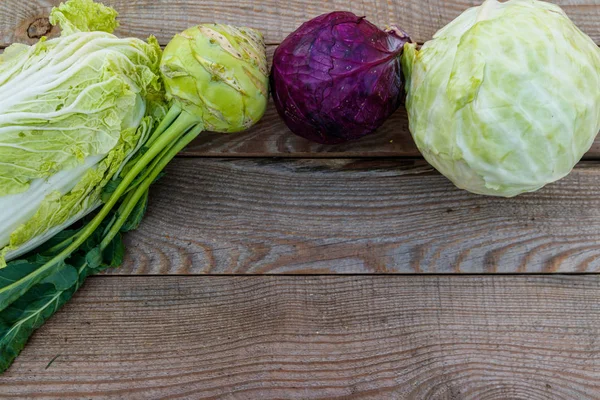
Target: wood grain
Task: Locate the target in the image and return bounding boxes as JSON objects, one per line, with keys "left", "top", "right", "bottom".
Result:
{"left": 103, "top": 158, "right": 600, "bottom": 274}
{"left": 0, "top": 82, "right": 593, "bottom": 158}
{"left": 2, "top": 275, "right": 600, "bottom": 399}
{"left": 180, "top": 98, "right": 600, "bottom": 159}
{"left": 181, "top": 98, "right": 421, "bottom": 158}
{"left": 2, "top": 0, "right": 600, "bottom": 47}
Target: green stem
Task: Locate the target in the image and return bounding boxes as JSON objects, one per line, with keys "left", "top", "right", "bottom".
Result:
{"left": 144, "top": 104, "right": 182, "bottom": 148}
{"left": 106, "top": 107, "right": 182, "bottom": 199}
{"left": 100, "top": 124, "right": 204, "bottom": 250}
{"left": 106, "top": 190, "right": 137, "bottom": 236}
{"left": 122, "top": 117, "right": 189, "bottom": 197}
{"left": 68, "top": 113, "right": 195, "bottom": 242}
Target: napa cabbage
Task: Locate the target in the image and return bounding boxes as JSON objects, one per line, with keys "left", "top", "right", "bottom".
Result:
{"left": 0, "top": 0, "right": 164, "bottom": 265}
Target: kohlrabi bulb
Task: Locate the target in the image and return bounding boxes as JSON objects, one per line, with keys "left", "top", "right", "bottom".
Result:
{"left": 160, "top": 24, "right": 269, "bottom": 133}
{"left": 402, "top": 0, "right": 600, "bottom": 197}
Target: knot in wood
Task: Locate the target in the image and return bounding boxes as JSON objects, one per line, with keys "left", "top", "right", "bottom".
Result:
{"left": 27, "top": 18, "right": 53, "bottom": 39}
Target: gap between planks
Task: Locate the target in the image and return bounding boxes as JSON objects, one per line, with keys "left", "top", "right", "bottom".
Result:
{"left": 106, "top": 158, "right": 600, "bottom": 275}
{"left": 2, "top": 0, "right": 600, "bottom": 46}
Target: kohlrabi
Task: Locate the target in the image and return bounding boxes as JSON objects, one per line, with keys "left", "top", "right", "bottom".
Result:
{"left": 402, "top": 0, "right": 600, "bottom": 197}
{"left": 157, "top": 24, "right": 269, "bottom": 143}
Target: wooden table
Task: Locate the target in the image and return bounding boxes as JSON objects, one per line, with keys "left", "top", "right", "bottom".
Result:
{"left": 2, "top": 0, "right": 600, "bottom": 398}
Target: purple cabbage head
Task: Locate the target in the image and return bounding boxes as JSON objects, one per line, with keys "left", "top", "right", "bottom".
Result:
{"left": 271, "top": 11, "right": 411, "bottom": 144}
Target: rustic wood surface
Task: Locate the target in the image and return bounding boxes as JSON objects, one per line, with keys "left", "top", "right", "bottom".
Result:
{"left": 3, "top": 0, "right": 600, "bottom": 396}
{"left": 110, "top": 158, "right": 600, "bottom": 275}
{"left": 177, "top": 100, "right": 600, "bottom": 159}
{"left": 3, "top": 275, "right": 600, "bottom": 399}
{"left": 180, "top": 101, "right": 421, "bottom": 158}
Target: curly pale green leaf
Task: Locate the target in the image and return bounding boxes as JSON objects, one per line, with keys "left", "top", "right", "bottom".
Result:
{"left": 49, "top": 0, "right": 119, "bottom": 35}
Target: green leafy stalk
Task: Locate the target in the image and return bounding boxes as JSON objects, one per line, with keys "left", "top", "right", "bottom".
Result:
{"left": 101, "top": 125, "right": 203, "bottom": 250}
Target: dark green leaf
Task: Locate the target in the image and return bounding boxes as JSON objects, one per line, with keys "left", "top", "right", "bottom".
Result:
{"left": 0, "top": 279, "right": 76, "bottom": 372}
{"left": 121, "top": 189, "right": 149, "bottom": 232}
{"left": 0, "top": 259, "right": 62, "bottom": 311}
{"left": 102, "top": 233, "right": 125, "bottom": 268}
{"left": 0, "top": 239, "right": 97, "bottom": 372}
{"left": 101, "top": 178, "right": 122, "bottom": 202}
{"left": 0, "top": 254, "right": 85, "bottom": 371}
{"left": 40, "top": 264, "right": 78, "bottom": 291}
{"left": 36, "top": 228, "right": 81, "bottom": 254}
{"left": 85, "top": 247, "right": 103, "bottom": 270}
{"left": 0, "top": 260, "right": 41, "bottom": 288}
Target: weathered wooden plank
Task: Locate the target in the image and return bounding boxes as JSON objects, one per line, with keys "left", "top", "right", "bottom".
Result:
{"left": 181, "top": 99, "right": 420, "bottom": 157}
{"left": 104, "top": 158, "right": 600, "bottom": 274}
{"left": 2, "top": 275, "right": 600, "bottom": 399}
{"left": 181, "top": 98, "right": 600, "bottom": 158}
{"left": 2, "top": 0, "right": 600, "bottom": 47}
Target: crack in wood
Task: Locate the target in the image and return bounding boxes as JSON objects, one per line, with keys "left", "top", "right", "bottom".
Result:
{"left": 27, "top": 17, "right": 53, "bottom": 39}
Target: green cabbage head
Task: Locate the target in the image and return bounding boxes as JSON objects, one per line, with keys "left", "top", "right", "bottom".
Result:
{"left": 0, "top": 0, "right": 164, "bottom": 266}
{"left": 402, "top": 0, "right": 600, "bottom": 197}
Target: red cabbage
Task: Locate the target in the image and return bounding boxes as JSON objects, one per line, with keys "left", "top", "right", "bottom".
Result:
{"left": 271, "top": 12, "right": 411, "bottom": 144}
